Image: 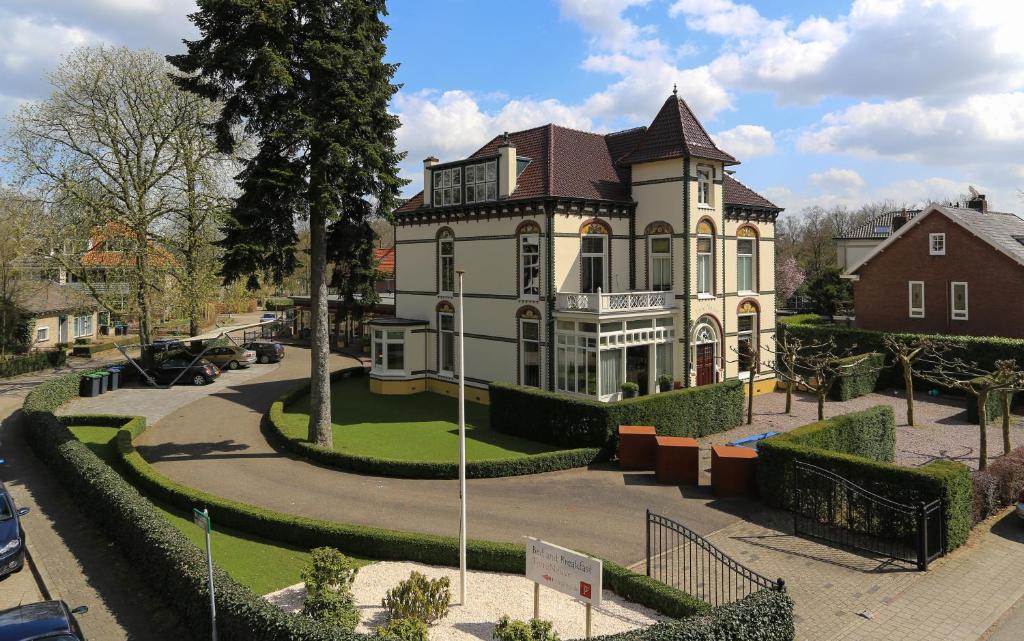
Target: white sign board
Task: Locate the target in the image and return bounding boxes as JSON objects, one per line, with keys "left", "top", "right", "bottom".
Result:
{"left": 525, "top": 537, "right": 602, "bottom": 606}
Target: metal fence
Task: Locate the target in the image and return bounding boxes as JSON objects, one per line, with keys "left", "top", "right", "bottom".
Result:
{"left": 793, "top": 461, "right": 944, "bottom": 570}
{"left": 646, "top": 510, "right": 784, "bottom": 606}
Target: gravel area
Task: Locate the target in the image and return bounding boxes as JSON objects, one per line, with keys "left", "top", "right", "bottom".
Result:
{"left": 698, "top": 388, "right": 1024, "bottom": 471}
{"left": 265, "top": 561, "right": 666, "bottom": 641}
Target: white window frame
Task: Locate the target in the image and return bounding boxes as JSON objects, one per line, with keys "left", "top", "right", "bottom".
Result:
{"left": 696, "top": 165, "right": 713, "bottom": 208}
{"left": 372, "top": 328, "right": 407, "bottom": 374}
{"left": 519, "top": 318, "right": 541, "bottom": 388}
{"left": 431, "top": 166, "right": 462, "bottom": 207}
{"left": 464, "top": 160, "right": 497, "bottom": 204}
{"left": 909, "top": 281, "right": 925, "bottom": 318}
{"left": 737, "top": 313, "right": 757, "bottom": 380}
{"left": 439, "top": 236, "right": 455, "bottom": 294}
{"left": 439, "top": 311, "right": 455, "bottom": 375}
{"left": 580, "top": 234, "right": 607, "bottom": 294}
{"left": 648, "top": 235, "right": 672, "bottom": 292}
{"left": 929, "top": 233, "right": 946, "bottom": 256}
{"left": 696, "top": 233, "right": 714, "bottom": 296}
{"left": 73, "top": 314, "right": 93, "bottom": 339}
{"left": 519, "top": 234, "right": 540, "bottom": 299}
{"left": 737, "top": 237, "right": 756, "bottom": 294}
{"left": 36, "top": 326, "right": 49, "bottom": 343}
{"left": 555, "top": 321, "right": 598, "bottom": 397}
{"left": 951, "top": 281, "right": 968, "bottom": 320}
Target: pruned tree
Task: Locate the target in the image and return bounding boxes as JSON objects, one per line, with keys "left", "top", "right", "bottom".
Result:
{"left": 170, "top": 0, "right": 405, "bottom": 447}
{"left": 882, "top": 334, "right": 937, "bottom": 427}
{"left": 915, "top": 347, "right": 1024, "bottom": 469}
{"left": 727, "top": 341, "right": 759, "bottom": 425}
{"left": 990, "top": 360, "right": 1024, "bottom": 456}
{"left": 768, "top": 336, "right": 883, "bottom": 421}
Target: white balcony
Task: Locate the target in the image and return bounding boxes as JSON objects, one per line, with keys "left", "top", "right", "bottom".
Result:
{"left": 555, "top": 288, "right": 675, "bottom": 315}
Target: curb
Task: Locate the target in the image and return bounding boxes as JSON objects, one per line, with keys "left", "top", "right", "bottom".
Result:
{"left": 24, "top": 543, "right": 55, "bottom": 601}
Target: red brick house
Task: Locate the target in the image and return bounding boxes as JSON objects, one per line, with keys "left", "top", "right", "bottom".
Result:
{"left": 845, "top": 202, "right": 1024, "bottom": 338}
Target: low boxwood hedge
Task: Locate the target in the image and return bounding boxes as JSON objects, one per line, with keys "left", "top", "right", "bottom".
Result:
{"left": 828, "top": 352, "right": 887, "bottom": 401}
{"left": 0, "top": 349, "right": 66, "bottom": 378}
{"left": 489, "top": 380, "right": 744, "bottom": 450}
{"left": 25, "top": 371, "right": 801, "bottom": 640}
{"left": 267, "top": 367, "right": 603, "bottom": 479}
{"left": 757, "top": 406, "right": 972, "bottom": 553}
{"left": 71, "top": 335, "right": 141, "bottom": 358}
{"left": 964, "top": 385, "right": 1012, "bottom": 424}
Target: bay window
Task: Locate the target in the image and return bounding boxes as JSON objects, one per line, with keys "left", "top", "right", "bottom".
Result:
{"left": 373, "top": 329, "right": 406, "bottom": 373}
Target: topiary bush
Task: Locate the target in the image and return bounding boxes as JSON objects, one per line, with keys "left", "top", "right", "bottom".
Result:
{"left": 301, "top": 548, "right": 361, "bottom": 631}
{"left": 758, "top": 406, "right": 973, "bottom": 553}
{"left": 488, "top": 379, "right": 744, "bottom": 450}
{"left": 828, "top": 352, "right": 887, "bottom": 401}
{"left": 382, "top": 572, "right": 451, "bottom": 625}
{"left": 493, "top": 616, "right": 560, "bottom": 641}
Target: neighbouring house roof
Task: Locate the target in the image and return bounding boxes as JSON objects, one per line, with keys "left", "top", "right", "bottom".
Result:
{"left": 618, "top": 94, "right": 737, "bottom": 166}
{"left": 375, "top": 247, "right": 395, "bottom": 275}
{"left": 847, "top": 205, "right": 1024, "bottom": 274}
{"left": 19, "top": 282, "right": 99, "bottom": 317}
{"left": 838, "top": 210, "right": 924, "bottom": 240}
{"left": 396, "top": 93, "right": 777, "bottom": 217}
{"left": 80, "top": 222, "right": 176, "bottom": 269}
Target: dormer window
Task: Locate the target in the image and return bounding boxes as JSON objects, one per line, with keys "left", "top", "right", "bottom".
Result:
{"left": 432, "top": 167, "right": 462, "bottom": 207}
{"left": 465, "top": 160, "right": 497, "bottom": 204}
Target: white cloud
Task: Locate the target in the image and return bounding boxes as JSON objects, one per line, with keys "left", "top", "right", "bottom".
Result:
{"left": 669, "top": 0, "right": 769, "bottom": 37}
{"left": 712, "top": 124, "right": 775, "bottom": 158}
{"left": 809, "top": 168, "right": 865, "bottom": 193}
{"left": 558, "top": 0, "right": 662, "bottom": 56}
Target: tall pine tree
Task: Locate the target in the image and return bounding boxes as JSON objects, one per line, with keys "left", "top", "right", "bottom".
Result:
{"left": 170, "top": 0, "right": 404, "bottom": 446}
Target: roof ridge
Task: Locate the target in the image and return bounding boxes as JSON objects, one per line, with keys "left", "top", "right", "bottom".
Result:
{"left": 605, "top": 126, "right": 646, "bottom": 138}
{"left": 675, "top": 96, "right": 718, "bottom": 149}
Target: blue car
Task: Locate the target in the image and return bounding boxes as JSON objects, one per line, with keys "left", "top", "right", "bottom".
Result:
{"left": 0, "top": 601, "right": 88, "bottom": 641}
{"left": 0, "top": 480, "right": 29, "bottom": 579}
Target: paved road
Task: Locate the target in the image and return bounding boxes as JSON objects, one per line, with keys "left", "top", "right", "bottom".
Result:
{"left": 114, "top": 347, "right": 754, "bottom": 566}
{"left": 984, "top": 593, "right": 1024, "bottom": 641}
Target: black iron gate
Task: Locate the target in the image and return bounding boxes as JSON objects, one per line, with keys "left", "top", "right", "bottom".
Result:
{"left": 793, "top": 461, "right": 944, "bottom": 570}
{"left": 646, "top": 510, "right": 784, "bottom": 606}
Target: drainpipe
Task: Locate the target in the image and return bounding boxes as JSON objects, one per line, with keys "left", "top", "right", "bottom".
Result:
{"left": 545, "top": 202, "right": 556, "bottom": 391}
{"left": 682, "top": 158, "right": 691, "bottom": 387}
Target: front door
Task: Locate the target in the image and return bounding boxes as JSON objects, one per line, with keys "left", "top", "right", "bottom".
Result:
{"left": 696, "top": 343, "right": 715, "bottom": 386}
{"left": 626, "top": 345, "right": 649, "bottom": 395}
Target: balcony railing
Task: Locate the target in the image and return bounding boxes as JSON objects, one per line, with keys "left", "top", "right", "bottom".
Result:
{"left": 555, "top": 288, "right": 675, "bottom": 314}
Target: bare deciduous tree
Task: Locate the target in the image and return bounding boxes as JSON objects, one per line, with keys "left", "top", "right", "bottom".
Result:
{"left": 882, "top": 334, "right": 937, "bottom": 427}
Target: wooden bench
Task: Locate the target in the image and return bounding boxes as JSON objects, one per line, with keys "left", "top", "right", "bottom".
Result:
{"left": 655, "top": 436, "right": 699, "bottom": 484}
{"left": 618, "top": 425, "right": 657, "bottom": 470}
{"left": 711, "top": 445, "right": 758, "bottom": 498}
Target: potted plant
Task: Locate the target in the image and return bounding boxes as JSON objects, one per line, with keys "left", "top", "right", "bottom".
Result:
{"left": 620, "top": 381, "right": 639, "bottom": 399}
{"left": 657, "top": 374, "right": 673, "bottom": 393}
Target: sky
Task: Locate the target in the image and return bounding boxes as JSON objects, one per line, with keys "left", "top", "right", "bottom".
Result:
{"left": 1, "top": 0, "right": 1023, "bottom": 216}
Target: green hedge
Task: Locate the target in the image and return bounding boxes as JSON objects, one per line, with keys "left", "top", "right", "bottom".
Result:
{"left": 828, "top": 352, "right": 887, "bottom": 401}
{"left": 264, "top": 297, "right": 295, "bottom": 311}
{"left": 21, "top": 371, "right": 795, "bottom": 639}
{"left": 965, "top": 385, "right": 1011, "bottom": 424}
{"left": 757, "top": 406, "right": 972, "bottom": 553}
{"left": 268, "top": 368, "right": 602, "bottom": 479}
{"left": 71, "top": 335, "right": 141, "bottom": 358}
{"left": 0, "top": 350, "right": 66, "bottom": 378}
{"left": 489, "top": 380, "right": 744, "bottom": 450}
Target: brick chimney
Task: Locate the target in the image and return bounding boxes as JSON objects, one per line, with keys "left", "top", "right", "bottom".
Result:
{"left": 892, "top": 210, "right": 908, "bottom": 232}
{"left": 422, "top": 156, "right": 439, "bottom": 206}
{"left": 967, "top": 192, "right": 988, "bottom": 214}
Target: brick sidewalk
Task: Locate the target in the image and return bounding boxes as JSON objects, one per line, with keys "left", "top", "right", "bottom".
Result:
{"left": 703, "top": 507, "right": 1024, "bottom": 641}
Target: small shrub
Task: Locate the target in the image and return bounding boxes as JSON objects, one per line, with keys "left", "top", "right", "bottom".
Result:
{"left": 971, "top": 470, "right": 999, "bottom": 524}
{"left": 985, "top": 447, "right": 1024, "bottom": 508}
{"left": 382, "top": 572, "right": 451, "bottom": 624}
{"left": 302, "top": 547, "right": 360, "bottom": 631}
{"left": 493, "top": 616, "right": 560, "bottom": 641}
{"left": 375, "top": 618, "right": 429, "bottom": 641}
{"left": 620, "top": 382, "right": 639, "bottom": 392}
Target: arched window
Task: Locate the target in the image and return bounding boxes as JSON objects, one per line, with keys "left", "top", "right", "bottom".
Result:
{"left": 517, "top": 221, "right": 541, "bottom": 299}
{"left": 580, "top": 220, "right": 609, "bottom": 293}
{"left": 737, "top": 226, "right": 758, "bottom": 294}
{"left": 517, "top": 306, "right": 541, "bottom": 387}
{"left": 737, "top": 300, "right": 759, "bottom": 378}
{"left": 645, "top": 222, "right": 673, "bottom": 291}
{"left": 437, "top": 228, "right": 455, "bottom": 294}
{"left": 696, "top": 219, "right": 715, "bottom": 296}
{"left": 437, "top": 301, "right": 455, "bottom": 375}
{"left": 692, "top": 315, "right": 720, "bottom": 386}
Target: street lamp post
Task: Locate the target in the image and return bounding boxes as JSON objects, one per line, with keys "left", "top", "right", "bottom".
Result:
{"left": 456, "top": 269, "right": 467, "bottom": 605}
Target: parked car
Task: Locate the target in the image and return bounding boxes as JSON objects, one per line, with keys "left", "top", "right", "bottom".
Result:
{"left": 0, "top": 601, "right": 88, "bottom": 640}
{"left": 260, "top": 312, "right": 278, "bottom": 323}
{"left": 145, "top": 359, "right": 220, "bottom": 386}
{"left": 193, "top": 345, "right": 257, "bottom": 370}
{"left": 0, "top": 480, "right": 29, "bottom": 579}
{"left": 242, "top": 341, "right": 285, "bottom": 364}
{"left": 150, "top": 338, "right": 185, "bottom": 353}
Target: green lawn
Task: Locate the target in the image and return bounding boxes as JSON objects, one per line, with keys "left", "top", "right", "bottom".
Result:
{"left": 67, "top": 423, "right": 351, "bottom": 595}
{"left": 278, "top": 376, "right": 563, "bottom": 462}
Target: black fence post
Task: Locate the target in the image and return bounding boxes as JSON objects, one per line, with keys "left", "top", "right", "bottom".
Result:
{"left": 645, "top": 509, "right": 651, "bottom": 577}
{"left": 775, "top": 578, "right": 786, "bottom": 593}
{"left": 916, "top": 501, "right": 928, "bottom": 571}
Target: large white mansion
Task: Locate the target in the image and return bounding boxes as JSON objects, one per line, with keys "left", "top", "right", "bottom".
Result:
{"left": 369, "top": 91, "right": 782, "bottom": 403}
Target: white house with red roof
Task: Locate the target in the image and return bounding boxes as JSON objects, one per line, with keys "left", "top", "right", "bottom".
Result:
{"left": 370, "top": 91, "right": 782, "bottom": 403}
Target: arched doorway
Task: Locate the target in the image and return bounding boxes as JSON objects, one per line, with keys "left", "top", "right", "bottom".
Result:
{"left": 692, "top": 316, "right": 720, "bottom": 386}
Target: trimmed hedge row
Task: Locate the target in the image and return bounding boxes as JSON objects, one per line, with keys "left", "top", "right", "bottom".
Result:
{"left": 263, "top": 297, "right": 295, "bottom": 311}
{"left": 758, "top": 406, "right": 973, "bottom": 552}
{"left": 489, "top": 380, "right": 745, "bottom": 450}
{"left": 965, "top": 387, "right": 1011, "bottom": 424}
{"left": 269, "top": 368, "right": 603, "bottom": 479}
{"left": 0, "top": 349, "right": 66, "bottom": 378}
{"left": 27, "top": 371, "right": 794, "bottom": 640}
{"left": 828, "top": 352, "right": 887, "bottom": 401}
{"left": 71, "top": 335, "right": 141, "bottom": 358}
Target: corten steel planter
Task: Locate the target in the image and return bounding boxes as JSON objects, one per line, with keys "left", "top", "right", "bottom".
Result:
{"left": 655, "top": 436, "right": 700, "bottom": 485}
{"left": 618, "top": 425, "right": 657, "bottom": 470}
{"left": 711, "top": 445, "right": 759, "bottom": 498}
